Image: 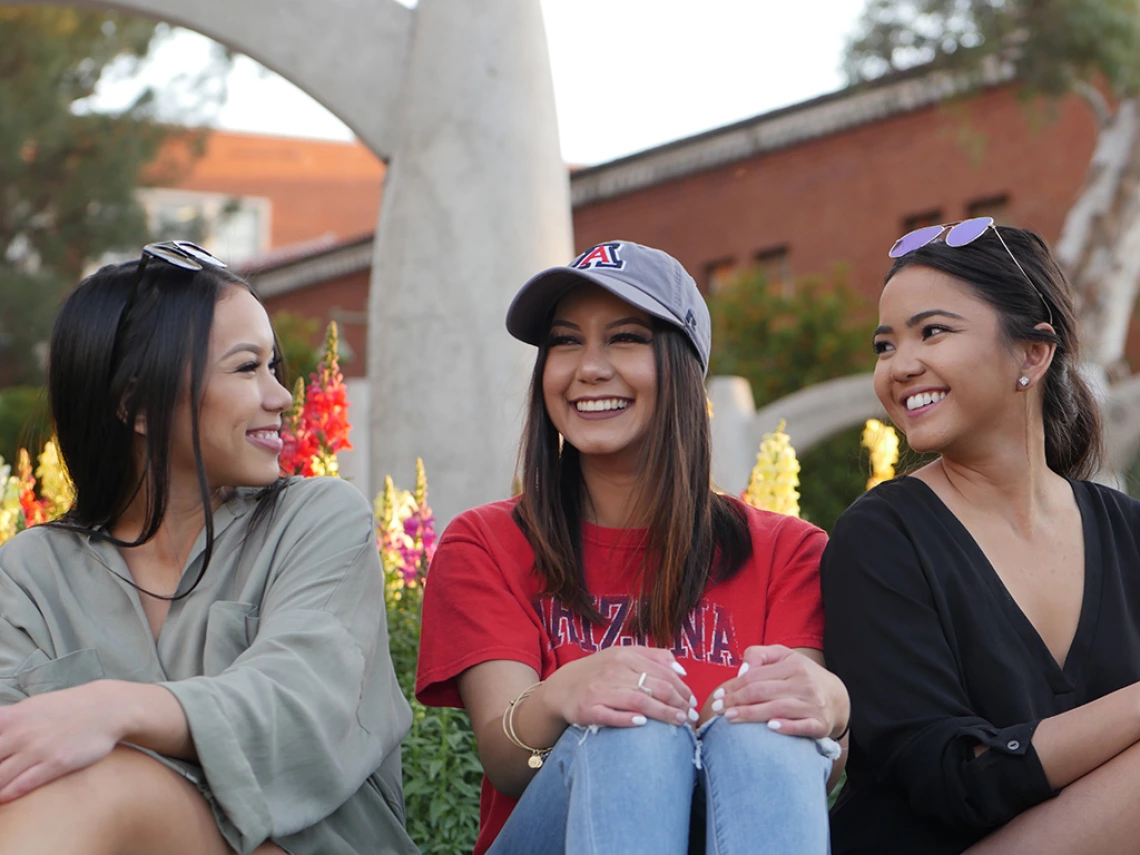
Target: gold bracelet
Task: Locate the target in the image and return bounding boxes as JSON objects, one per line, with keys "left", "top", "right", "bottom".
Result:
{"left": 502, "top": 682, "right": 554, "bottom": 769}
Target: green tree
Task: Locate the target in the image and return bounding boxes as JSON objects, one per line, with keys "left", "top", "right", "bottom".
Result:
{"left": 709, "top": 269, "right": 877, "bottom": 529}
{"left": 0, "top": 9, "right": 230, "bottom": 385}
{"left": 847, "top": 0, "right": 1140, "bottom": 95}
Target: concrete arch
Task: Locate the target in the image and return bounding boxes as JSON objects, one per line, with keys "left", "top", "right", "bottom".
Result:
{"left": 709, "top": 374, "right": 885, "bottom": 495}
{"left": 17, "top": 0, "right": 413, "bottom": 158}
{"left": 13, "top": 0, "right": 574, "bottom": 525}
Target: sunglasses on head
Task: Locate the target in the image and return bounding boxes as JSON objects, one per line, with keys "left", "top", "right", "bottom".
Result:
{"left": 139, "top": 240, "right": 227, "bottom": 274}
{"left": 888, "top": 216, "right": 1053, "bottom": 324}
{"left": 114, "top": 241, "right": 229, "bottom": 350}
{"left": 128, "top": 240, "right": 227, "bottom": 303}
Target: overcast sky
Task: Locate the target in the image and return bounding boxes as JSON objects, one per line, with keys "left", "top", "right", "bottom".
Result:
{"left": 99, "top": 0, "right": 869, "bottom": 166}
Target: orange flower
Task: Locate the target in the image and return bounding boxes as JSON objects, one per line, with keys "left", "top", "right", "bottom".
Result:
{"left": 16, "top": 449, "right": 47, "bottom": 528}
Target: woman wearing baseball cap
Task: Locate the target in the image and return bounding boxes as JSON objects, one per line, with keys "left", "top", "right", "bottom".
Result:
{"left": 417, "top": 240, "right": 848, "bottom": 853}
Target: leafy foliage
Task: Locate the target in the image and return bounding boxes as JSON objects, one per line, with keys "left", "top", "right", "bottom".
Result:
{"left": 0, "top": 9, "right": 229, "bottom": 384}
{"left": 379, "top": 465, "right": 482, "bottom": 854}
{"left": 386, "top": 583, "right": 483, "bottom": 853}
{"left": 271, "top": 311, "right": 322, "bottom": 388}
{"left": 709, "top": 269, "right": 876, "bottom": 529}
{"left": 709, "top": 269, "right": 875, "bottom": 408}
{"left": 846, "top": 0, "right": 1140, "bottom": 98}
{"left": 798, "top": 425, "right": 873, "bottom": 532}
{"left": 0, "top": 387, "right": 49, "bottom": 468}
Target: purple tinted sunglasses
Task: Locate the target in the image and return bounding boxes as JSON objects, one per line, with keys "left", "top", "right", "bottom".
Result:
{"left": 889, "top": 216, "right": 1053, "bottom": 324}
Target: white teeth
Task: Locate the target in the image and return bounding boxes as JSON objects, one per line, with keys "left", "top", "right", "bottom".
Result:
{"left": 575, "top": 398, "right": 630, "bottom": 413}
{"left": 249, "top": 430, "right": 279, "bottom": 439}
{"left": 906, "top": 391, "right": 947, "bottom": 411}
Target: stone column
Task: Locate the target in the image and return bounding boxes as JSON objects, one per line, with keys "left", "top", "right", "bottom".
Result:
{"left": 368, "top": 0, "right": 573, "bottom": 525}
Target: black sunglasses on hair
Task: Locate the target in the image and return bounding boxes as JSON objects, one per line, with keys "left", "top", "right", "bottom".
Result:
{"left": 138, "top": 240, "right": 227, "bottom": 275}
{"left": 128, "top": 239, "right": 228, "bottom": 307}
{"left": 114, "top": 241, "right": 230, "bottom": 352}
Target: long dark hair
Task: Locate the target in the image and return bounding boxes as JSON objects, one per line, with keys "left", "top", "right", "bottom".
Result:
{"left": 48, "top": 257, "right": 288, "bottom": 598}
{"left": 887, "top": 226, "right": 1103, "bottom": 479}
{"left": 513, "top": 318, "right": 752, "bottom": 647}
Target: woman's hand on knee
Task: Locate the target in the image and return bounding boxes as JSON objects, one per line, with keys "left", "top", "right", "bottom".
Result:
{"left": 708, "top": 646, "right": 849, "bottom": 739}
{"left": 0, "top": 681, "right": 126, "bottom": 802}
{"left": 543, "top": 647, "right": 697, "bottom": 729}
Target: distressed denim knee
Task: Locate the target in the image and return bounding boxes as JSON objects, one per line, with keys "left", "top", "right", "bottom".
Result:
{"left": 697, "top": 717, "right": 832, "bottom": 855}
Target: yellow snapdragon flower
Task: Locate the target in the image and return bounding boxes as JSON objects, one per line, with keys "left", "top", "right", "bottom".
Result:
{"left": 35, "top": 438, "right": 74, "bottom": 516}
{"left": 0, "top": 461, "right": 16, "bottom": 545}
{"left": 862, "top": 418, "right": 900, "bottom": 490}
{"left": 742, "top": 419, "right": 801, "bottom": 518}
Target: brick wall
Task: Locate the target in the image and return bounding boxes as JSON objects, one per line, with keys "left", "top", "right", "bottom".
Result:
{"left": 573, "top": 85, "right": 1098, "bottom": 305}
{"left": 262, "top": 84, "right": 1130, "bottom": 374}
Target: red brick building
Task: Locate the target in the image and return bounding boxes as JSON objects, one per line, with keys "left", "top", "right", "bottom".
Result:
{"left": 250, "top": 71, "right": 1103, "bottom": 378}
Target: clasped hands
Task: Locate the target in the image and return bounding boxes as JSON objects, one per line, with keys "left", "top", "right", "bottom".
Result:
{"left": 540, "top": 644, "right": 848, "bottom": 740}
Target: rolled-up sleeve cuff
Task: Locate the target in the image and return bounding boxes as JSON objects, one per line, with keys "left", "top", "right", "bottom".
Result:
{"left": 161, "top": 678, "right": 271, "bottom": 854}
{"left": 958, "top": 719, "right": 1055, "bottom": 827}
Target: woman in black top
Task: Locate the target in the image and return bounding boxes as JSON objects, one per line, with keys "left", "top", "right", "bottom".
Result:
{"left": 823, "top": 219, "right": 1140, "bottom": 854}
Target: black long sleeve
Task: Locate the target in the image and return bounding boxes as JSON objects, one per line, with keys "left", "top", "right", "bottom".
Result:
{"left": 822, "top": 477, "right": 1140, "bottom": 854}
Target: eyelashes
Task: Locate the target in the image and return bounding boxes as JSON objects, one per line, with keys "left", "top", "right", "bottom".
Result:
{"left": 237, "top": 356, "right": 283, "bottom": 373}
{"left": 872, "top": 324, "right": 956, "bottom": 354}
{"left": 545, "top": 331, "right": 653, "bottom": 347}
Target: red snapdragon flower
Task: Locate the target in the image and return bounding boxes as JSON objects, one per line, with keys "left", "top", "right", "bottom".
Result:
{"left": 279, "top": 321, "right": 353, "bottom": 477}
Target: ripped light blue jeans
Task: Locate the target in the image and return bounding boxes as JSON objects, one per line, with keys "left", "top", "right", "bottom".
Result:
{"left": 486, "top": 716, "right": 836, "bottom": 855}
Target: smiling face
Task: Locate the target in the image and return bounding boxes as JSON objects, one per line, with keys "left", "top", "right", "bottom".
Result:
{"left": 872, "top": 265, "right": 1026, "bottom": 456}
{"left": 541, "top": 284, "right": 658, "bottom": 466}
{"left": 170, "top": 286, "right": 294, "bottom": 490}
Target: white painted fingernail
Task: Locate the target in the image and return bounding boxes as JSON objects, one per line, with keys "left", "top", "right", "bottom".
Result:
{"left": 768, "top": 720, "right": 782, "bottom": 731}
{"left": 690, "top": 695, "right": 698, "bottom": 708}
{"left": 688, "top": 708, "right": 700, "bottom": 722}
{"left": 724, "top": 709, "right": 739, "bottom": 721}
{"left": 676, "top": 711, "right": 688, "bottom": 724}
{"left": 712, "top": 699, "right": 724, "bottom": 713}
{"left": 738, "top": 662, "right": 750, "bottom": 677}
{"left": 713, "top": 688, "right": 725, "bottom": 700}
{"left": 632, "top": 715, "right": 648, "bottom": 726}
{"left": 671, "top": 661, "right": 688, "bottom": 676}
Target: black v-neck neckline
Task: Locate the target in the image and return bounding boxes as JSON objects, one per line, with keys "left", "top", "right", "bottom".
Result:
{"left": 903, "top": 476, "right": 1102, "bottom": 693}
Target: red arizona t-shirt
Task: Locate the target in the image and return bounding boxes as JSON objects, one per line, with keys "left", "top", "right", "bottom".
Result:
{"left": 416, "top": 496, "right": 826, "bottom": 855}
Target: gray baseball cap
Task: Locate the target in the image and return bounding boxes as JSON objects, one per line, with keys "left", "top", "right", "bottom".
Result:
{"left": 506, "top": 240, "right": 711, "bottom": 373}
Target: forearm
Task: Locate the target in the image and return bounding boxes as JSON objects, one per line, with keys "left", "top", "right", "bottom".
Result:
{"left": 473, "top": 680, "right": 569, "bottom": 798}
{"left": 1031, "top": 682, "right": 1140, "bottom": 790}
{"left": 99, "top": 680, "right": 196, "bottom": 761}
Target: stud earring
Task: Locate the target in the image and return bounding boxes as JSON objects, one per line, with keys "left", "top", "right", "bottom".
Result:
{"left": 1018, "top": 376, "right": 1030, "bottom": 388}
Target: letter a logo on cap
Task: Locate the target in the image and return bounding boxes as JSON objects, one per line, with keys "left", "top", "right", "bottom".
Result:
{"left": 572, "top": 242, "right": 625, "bottom": 271}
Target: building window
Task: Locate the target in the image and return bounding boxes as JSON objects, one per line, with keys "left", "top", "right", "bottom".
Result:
{"left": 755, "top": 245, "right": 791, "bottom": 296}
{"left": 967, "top": 195, "right": 1010, "bottom": 223}
{"left": 137, "top": 188, "right": 272, "bottom": 264}
{"left": 705, "top": 257, "right": 739, "bottom": 295}
{"left": 902, "top": 210, "right": 943, "bottom": 233}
